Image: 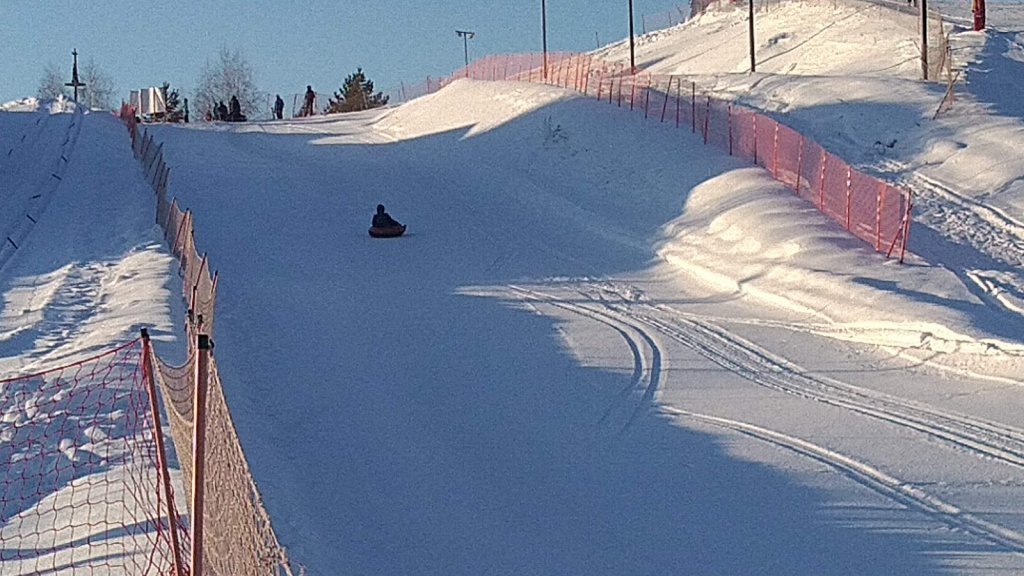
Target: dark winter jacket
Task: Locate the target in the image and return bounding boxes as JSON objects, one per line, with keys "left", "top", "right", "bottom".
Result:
{"left": 372, "top": 212, "right": 401, "bottom": 228}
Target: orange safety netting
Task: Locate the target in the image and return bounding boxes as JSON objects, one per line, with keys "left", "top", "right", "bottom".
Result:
{"left": 387, "top": 53, "right": 913, "bottom": 260}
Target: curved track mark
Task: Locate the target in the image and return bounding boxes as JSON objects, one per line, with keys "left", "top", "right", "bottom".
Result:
{"left": 667, "top": 406, "right": 1024, "bottom": 553}
{"left": 510, "top": 285, "right": 662, "bottom": 433}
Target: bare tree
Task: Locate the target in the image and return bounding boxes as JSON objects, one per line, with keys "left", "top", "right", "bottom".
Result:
{"left": 79, "top": 59, "right": 116, "bottom": 110}
{"left": 37, "top": 59, "right": 115, "bottom": 110}
{"left": 37, "top": 63, "right": 70, "bottom": 101}
{"left": 194, "top": 47, "right": 265, "bottom": 120}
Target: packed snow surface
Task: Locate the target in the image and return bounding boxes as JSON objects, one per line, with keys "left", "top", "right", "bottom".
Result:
{"left": 3, "top": 0, "right": 1024, "bottom": 574}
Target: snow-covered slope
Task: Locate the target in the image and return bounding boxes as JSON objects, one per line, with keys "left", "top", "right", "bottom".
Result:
{"left": 3, "top": 0, "right": 1024, "bottom": 574}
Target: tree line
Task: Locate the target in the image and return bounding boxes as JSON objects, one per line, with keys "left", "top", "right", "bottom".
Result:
{"left": 36, "top": 48, "right": 389, "bottom": 120}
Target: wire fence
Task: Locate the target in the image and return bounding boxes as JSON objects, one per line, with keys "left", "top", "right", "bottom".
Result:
{"left": 0, "top": 339, "right": 189, "bottom": 575}
{"left": 119, "top": 104, "right": 296, "bottom": 575}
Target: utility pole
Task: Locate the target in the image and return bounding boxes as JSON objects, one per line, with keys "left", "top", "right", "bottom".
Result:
{"left": 541, "top": 0, "right": 549, "bottom": 80}
{"left": 749, "top": 0, "right": 756, "bottom": 72}
{"left": 456, "top": 30, "right": 475, "bottom": 77}
{"left": 920, "top": 0, "right": 929, "bottom": 79}
{"left": 65, "top": 49, "right": 86, "bottom": 102}
{"left": 628, "top": 0, "right": 636, "bottom": 73}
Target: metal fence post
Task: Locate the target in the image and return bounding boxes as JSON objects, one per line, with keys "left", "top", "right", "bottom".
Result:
{"left": 191, "top": 333, "right": 212, "bottom": 576}
{"left": 845, "top": 165, "right": 853, "bottom": 230}
{"left": 661, "top": 76, "right": 671, "bottom": 122}
{"left": 691, "top": 82, "right": 696, "bottom": 133}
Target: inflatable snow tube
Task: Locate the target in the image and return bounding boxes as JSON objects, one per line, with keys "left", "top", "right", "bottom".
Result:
{"left": 369, "top": 224, "right": 407, "bottom": 238}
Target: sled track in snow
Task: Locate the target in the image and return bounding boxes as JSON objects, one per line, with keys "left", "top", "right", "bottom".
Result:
{"left": 906, "top": 168, "right": 1024, "bottom": 267}
{"left": 880, "top": 160, "right": 1024, "bottom": 319}
{"left": 510, "top": 282, "right": 1024, "bottom": 552}
{"left": 586, "top": 285, "right": 1024, "bottom": 471}
{"left": 665, "top": 408, "right": 1024, "bottom": 553}
{"left": 516, "top": 281, "right": 1024, "bottom": 475}
{"left": 510, "top": 285, "right": 661, "bottom": 433}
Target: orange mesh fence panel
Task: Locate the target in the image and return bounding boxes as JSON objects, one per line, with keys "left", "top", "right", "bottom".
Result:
{"left": 201, "top": 358, "right": 291, "bottom": 576}
{"left": 730, "top": 105, "right": 755, "bottom": 162}
{"left": 429, "top": 53, "right": 912, "bottom": 258}
{"left": 774, "top": 123, "right": 804, "bottom": 194}
{"left": 192, "top": 265, "right": 217, "bottom": 339}
{"left": 800, "top": 139, "right": 828, "bottom": 210}
{"left": 164, "top": 203, "right": 185, "bottom": 257}
{"left": 755, "top": 113, "right": 778, "bottom": 172}
{"left": 0, "top": 340, "right": 188, "bottom": 575}
{"left": 693, "top": 92, "right": 710, "bottom": 142}
{"left": 819, "top": 152, "right": 849, "bottom": 223}
{"left": 879, "top": 183, "right": 909, "bottom": 251}
{"left": 156, "top": 179, "right": 172, "bottom": 230}
{"left": 849, "top": 170, "right": 882, "bottom": 245}
{"left": 176, "top": 222, "right": 198, "bottom": 301}
{"left": 152, "top": 353, "right": 291, "bottom": 576}
{"left": 180, "top": 241, "right": 201, "bottom": 304}
{"left": 678, "top": 80, "right": 696, "bottom": 132}
{"left": 703, "top": 98, "right": 729, "bottom": 151}
{"left": 153, "top": 355, "right": 195, "bottom": 511}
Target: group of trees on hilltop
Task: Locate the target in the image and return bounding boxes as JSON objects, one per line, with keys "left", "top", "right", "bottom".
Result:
{"left": 35, "top": 48, "right": 390, "bottom": 118}
{"left": 37, "top": 59, "right": 115, "bottom": 110}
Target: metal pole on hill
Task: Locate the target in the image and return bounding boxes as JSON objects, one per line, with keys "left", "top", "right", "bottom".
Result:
{"left": 191, "top": 333, "right": 212, "bottom": 576}
{"left": 628, "top": 0, "right": 637, "bottom": 73}
{"left": 748, "top": 0, "right": 756, "bottom": 73}
{"left": 542, "top": 0, "right": 549, "bottom": 80}
{"left": 456, "top": 30, "right": 475, "bottom": 77}
{"left": 920, "top": 0, "right": 929, "bottom": 80}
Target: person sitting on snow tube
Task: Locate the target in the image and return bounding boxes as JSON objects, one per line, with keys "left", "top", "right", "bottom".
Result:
{"left": 369, "top": 204, "right": 405, "bottom": 237}
{"left": 372, "top": 204, "right": 402, "bottom": 228}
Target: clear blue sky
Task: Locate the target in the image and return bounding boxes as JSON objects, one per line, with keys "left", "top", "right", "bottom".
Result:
{"left": 0, "top": 0, "right": 690, "bottom": 106}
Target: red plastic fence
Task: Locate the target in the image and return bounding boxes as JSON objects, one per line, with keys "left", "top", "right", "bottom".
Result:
{"left": 387, "top": 54, "right": 912, "bottom": 260}
{"left": 0, "top": 339, "right": 189, "bottom": 575}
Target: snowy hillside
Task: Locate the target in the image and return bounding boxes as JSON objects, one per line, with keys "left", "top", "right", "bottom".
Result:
{"left": 3, "top": 0, "right": 1024, "bottom": 574}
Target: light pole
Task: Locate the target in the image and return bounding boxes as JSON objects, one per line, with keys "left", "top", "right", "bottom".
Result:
{"left": 628, "top": 0, "right": 636, "bottom": 73}
{"left": 456, "top": 30, "right": 475, "bottom": 76}
{"left": 541, "top": 0, "right": 549, "bottom": 80}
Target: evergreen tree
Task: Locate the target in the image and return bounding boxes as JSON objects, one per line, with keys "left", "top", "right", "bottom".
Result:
{"left": 327, "top": 68, "right": 389, "bottom": 114}
{"left": 161, "top": 82, "right": 184, "bottom": 122}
